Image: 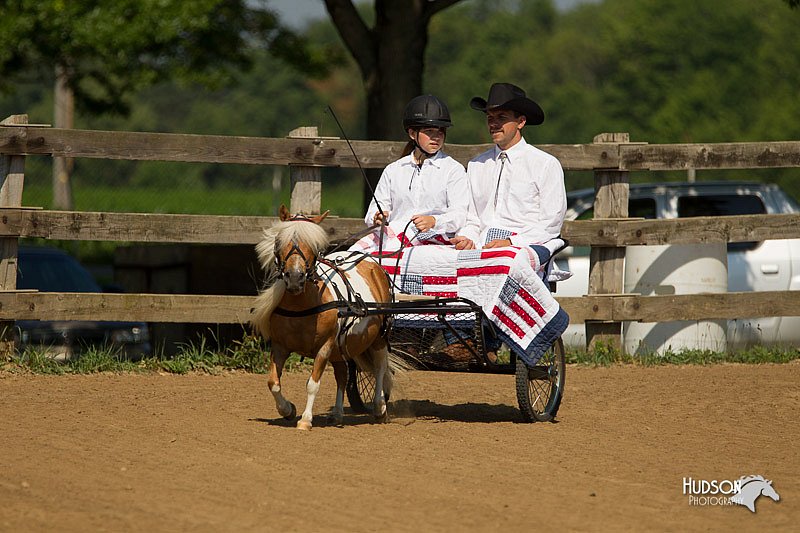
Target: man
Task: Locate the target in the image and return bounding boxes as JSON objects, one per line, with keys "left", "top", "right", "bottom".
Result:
{"left": 443, "top": 83, "right": 568, "bottom": 364}
{"left": 451, "top": 82, "right": 567, "bottom": 252}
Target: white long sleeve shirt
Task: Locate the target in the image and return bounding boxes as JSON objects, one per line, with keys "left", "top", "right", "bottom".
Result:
{"left": 460, "top": 137, "right": 566, "bottom": 247}
{"left": 364, "top": 150, "right": 469, "bottom": 234}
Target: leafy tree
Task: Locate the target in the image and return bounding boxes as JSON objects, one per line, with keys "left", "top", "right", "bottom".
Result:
{"left": 0, "top": 0, "right": 332, "bottom": 114}
{"left": 322, "top": 0, "right": 465, "bottom": 207}
{"left": 0, "top": 0, "right": 338, "bottom": 208}
{"left": 425, "top": 0, "right": 560, "bottom": 145}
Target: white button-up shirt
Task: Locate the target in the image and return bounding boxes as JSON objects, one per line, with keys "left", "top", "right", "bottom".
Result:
{"left": 460, "top": 137, "right": 566, "bottom": 247}
{"left": 365, "top": 150, "right": 469, "bottom": 234}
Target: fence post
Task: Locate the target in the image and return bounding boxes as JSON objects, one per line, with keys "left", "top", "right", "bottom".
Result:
{"left": 287, "top": 126, "right": 322, "bottom": 215}
{"left": 585, "top": 132, "right": 630, "bottom": 351}
{"left": 0, "top": 114, "right": 27, "bottom": 358}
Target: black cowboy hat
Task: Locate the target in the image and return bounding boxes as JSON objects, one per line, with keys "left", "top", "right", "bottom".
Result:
{"left": 469, "top": 82, "right": 544, "bottom": 125}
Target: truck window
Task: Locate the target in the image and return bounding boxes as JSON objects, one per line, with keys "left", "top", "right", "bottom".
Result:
{"left": 570, "top": 198, "right": 657, "bottom": 256}
{"left": 677, "top": 194, "right": 765, "bottom": 251}
{"left": 574, "top": 198, "right": 657, "bottom": 221}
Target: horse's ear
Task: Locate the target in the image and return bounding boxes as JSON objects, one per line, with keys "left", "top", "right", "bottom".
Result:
{"left": 310, "top": 210, "right": 330, "bottom": 225}
{"left": 278, "top": 204, "right": 291, "bottom": 221}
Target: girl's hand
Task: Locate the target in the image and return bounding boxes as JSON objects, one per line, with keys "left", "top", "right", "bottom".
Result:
{"left": 373, "top": 211, "right": 390, "bottom": 225}
{"left": 411, "top": 215, "right": 435, "bottom": 232}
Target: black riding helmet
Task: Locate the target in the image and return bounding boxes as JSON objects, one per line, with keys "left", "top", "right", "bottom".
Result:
{"left": 402, "top": 94, "right": 453, "bottom": 130}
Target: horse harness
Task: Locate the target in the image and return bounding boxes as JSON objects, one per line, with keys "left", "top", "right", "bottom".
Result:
{"left": 273, "top": 252, "right": 391, "bottom": 359}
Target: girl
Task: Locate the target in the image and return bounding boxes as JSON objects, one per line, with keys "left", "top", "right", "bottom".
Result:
{"left": 361, "top": 94, "right": 469, "bottom": 248}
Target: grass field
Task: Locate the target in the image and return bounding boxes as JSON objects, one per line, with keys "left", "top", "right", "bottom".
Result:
{"left": 21, "top": 179, "right": 365, "bottom": 218}
{"left": 5, "top": 336, "right": 799, "bottom": 376}
{"left": 20, "top": 179, "right": 365, "bottom": 263}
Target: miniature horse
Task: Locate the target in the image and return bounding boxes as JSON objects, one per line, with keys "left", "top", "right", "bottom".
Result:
{"left": 251, "top": 205, "right": 393, "bottom": 430}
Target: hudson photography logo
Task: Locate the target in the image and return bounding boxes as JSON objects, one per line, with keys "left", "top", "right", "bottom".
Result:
{"left": 682, "top": 475, "right": 781, "bottom": 512}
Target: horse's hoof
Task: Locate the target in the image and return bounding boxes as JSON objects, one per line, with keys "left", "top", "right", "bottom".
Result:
{"left": 296, "top": 419, "right": 312, "bottom": 431}
{"left": 373, "top": 406, "right": 389, "bottom": 424}
{"left": 281, "top": 403, "right": 297, "bottom": 420}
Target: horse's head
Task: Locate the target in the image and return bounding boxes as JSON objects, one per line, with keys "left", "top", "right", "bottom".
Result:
{"left": 266, "top": 205, "right": 331, "bottom": 294}
{"left": 761, "top": 479, "right": 780, "bottom": 502}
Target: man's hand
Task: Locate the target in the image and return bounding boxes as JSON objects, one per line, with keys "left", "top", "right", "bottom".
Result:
{"left": 483, "top": 238, "right": 512, "bottom": 249}
{"left": 411, "top": 214, "right": 435, "bottom": 232}
{"left": 373, "top": 210, "right": 390, "bottom": 225}
{"left": 450, "top": 236, "right": 475, "bottom": 250}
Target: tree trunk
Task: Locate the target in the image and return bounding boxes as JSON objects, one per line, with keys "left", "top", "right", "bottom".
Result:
{"left": 324, "top": 0, "right": 461, "bottom": 211}
{"left": 53, "top": 64, "right": 74, "bottom": 210}
{"left": 359, "top": 1, "right": 428, "bottom": 210}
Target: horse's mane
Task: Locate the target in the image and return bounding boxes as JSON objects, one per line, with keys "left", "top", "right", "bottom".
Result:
{"left": 255, "top": 220, "right": 331, "bottom": 272}
{"left": 251, "top": 280, "right": 286, "bottom": 341}
{"left": 739, "top": 475, "right": 769, "bottom": 485}
{"left": 251, "top": 220, "right": 331, "bottom": 340}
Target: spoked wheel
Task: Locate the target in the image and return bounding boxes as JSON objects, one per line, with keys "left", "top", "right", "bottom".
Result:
{"left": 346, "top": 360, "right": 390, "bottom": 413}
{"left": 515, "top": 337, "right": 565, "bottom": 422}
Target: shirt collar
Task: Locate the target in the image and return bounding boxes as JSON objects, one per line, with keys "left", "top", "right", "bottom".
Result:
{"left": 403, "top": 149, "right": 445, "bottom": 169}
{"left": 494, "top": 136, "right": 528, "bottom": 162}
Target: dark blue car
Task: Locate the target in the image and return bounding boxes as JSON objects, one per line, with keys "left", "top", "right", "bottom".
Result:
{"left": 15, "top": 247, "right": 152, "bottom": 360}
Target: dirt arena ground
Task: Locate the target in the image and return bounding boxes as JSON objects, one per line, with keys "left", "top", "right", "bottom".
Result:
{"left": 1, "top": 362, "right": 797, "bottom": 532}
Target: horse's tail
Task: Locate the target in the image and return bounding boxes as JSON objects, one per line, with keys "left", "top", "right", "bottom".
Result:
{"left": 250, "top": 280, "right": 286, "bottom": 341}
{"left": 387, "top": 351, "right": 415, "bottom": 375}
{"left": 353, "top": 344, "right": 412, "bottom": 393}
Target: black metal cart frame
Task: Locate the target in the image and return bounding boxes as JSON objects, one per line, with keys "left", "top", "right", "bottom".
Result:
{"left": 343, "top": 295, "right": 565, "bottom": 423}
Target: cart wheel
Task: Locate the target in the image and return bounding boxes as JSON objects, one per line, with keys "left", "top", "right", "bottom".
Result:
{"left": 515, "top": 337, "right": 565, "bottom": 422}
{"left": 346, "top": 360, "right": 390, "bottom": 413}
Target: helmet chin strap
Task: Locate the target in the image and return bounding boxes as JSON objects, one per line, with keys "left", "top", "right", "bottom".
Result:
{"left": 412, "top": 130, "right": 442, "bottom": 162}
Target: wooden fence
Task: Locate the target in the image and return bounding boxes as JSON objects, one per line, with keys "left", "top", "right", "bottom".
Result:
{"left": 2, "top": 114, "right": 800, "bottom": 352}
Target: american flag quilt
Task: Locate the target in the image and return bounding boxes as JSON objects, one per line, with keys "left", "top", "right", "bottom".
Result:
{"left": 367, "top": 243, "right": 569, "bottom": 367}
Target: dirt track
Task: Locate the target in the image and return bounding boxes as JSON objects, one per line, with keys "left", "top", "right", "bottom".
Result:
{"left": 1, "top": 362, "right": 797, "bottom": 532}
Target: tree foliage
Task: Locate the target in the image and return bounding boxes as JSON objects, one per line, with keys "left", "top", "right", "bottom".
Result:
{"left": 0, "top": 0, "right": 337, "bottom": 114}
{"left": 323, "top": 0, "right": 463, "bottom": 142}
{"left": 2, "top": 0, "right": 800, "bottom": 201}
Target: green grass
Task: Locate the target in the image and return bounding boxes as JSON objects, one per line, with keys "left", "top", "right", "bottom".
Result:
{"left": 565, "top": 342, "right": 800, "bottom": 366}
{"left": 21, "top": 179, "right": 364, "bottom": 218}
{"left": 3, "top": 336, "right": 798, "bottom": 375}
{"left": 2, "top": 334, "right": 313, "bottom": 375}
{"left": 20, "top": 179, "right": 365, "bottom": 264}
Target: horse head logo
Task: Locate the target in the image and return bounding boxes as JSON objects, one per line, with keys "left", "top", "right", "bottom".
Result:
{"left": 730, "top": 475, "right": 780, "bottom": 513}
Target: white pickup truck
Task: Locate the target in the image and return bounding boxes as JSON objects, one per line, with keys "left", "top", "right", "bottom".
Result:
{"left": 555, "top": 181, "right": 800, "bottom": 349}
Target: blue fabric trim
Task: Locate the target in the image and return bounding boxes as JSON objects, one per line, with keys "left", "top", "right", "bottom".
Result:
{"left": 494, "top": 308, "right": 570, "bottom": 367}
{"left": 529, "top": 245, "right": 551, "bottom": 265}
{"left": 498, "top": 277, "right": 521, "bottom": 306}
{"left": 521, "top": 308, "right": 569, "bottom": 366}
{"left": 400, "top": 274, "right": 423, "bottom": 294}
{"left": 485, "top": 227, "right": 514, "bottom": 245}
{"left": 393, "top": 319, "right": 475, "bottom": 329}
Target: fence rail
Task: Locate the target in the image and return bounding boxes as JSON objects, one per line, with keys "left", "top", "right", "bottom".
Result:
{"left": 3, "top": 116, "right": 800, "bottom": 353}
{"left": 0, "top": 290, "right": 796, "bottom": 325}
{"left": 0, "top": 208, "right": 365, "bottom": 244}
{"left": 0, "top": 290, "right": 800, "bottom": 324}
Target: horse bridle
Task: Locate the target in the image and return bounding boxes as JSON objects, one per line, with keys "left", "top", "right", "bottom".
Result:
{"left": 275, "top": 238, "right": 319, "bottom": 283}
{"left": 274, "top": 215, "right": 320, "bottom": 283}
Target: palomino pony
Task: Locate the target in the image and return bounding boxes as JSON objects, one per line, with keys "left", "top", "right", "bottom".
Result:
{"left": 251, "top": 205, "right": 393, "bottom": 430}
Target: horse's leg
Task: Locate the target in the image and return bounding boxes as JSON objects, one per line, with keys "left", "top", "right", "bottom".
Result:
{"left": 383, "top": 366, "right": 393, "bottom": 402}
{"left": 329, "top": 360, "right": 348, "bottom": 426}
{"left": 369, "top": 341, "right": 391, "bottom": 423}
{"left": 267, "top": 344, "right": 296, "bottom": 420}
{"left": 297, "top": 341, "right": 334, "bottom": 431}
